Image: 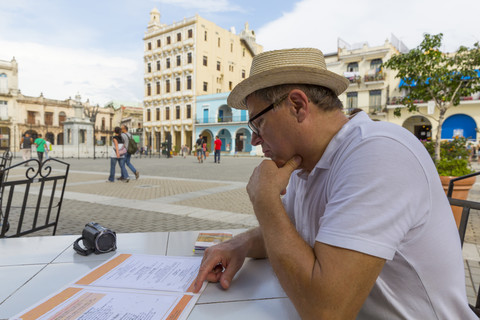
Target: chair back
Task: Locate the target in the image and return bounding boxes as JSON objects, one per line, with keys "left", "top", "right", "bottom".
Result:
{"left": 0, "top": 158, "right": 70, "bottom": 238}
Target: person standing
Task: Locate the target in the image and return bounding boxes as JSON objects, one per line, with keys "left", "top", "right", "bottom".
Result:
{"left": 44, "top": 139, "right": 51, "bottom": 160}
{"left": 20, "top": 132, "right": 33, "bottom": 163}
{"left": 214, "top": 136, "right": 222, "bottom": 164}
{"left": 121, "top": 125, "right": 140, "bottom": 180}
{"left": 196, "top": 134, "right": 204, "bottom": 163}
{"left": 108, "top": 126, "right": 129, "bottom": 183}
{"left": 34, "top": 134, "right": 46, "bottom": 163}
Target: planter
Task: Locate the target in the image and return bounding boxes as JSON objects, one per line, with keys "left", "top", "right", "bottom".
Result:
{"left": 440, "top": 175, "right": 476, "bottom": 228}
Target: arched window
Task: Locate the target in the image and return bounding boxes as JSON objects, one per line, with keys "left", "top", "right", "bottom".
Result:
{"left": 370, "top": 59, "right": 382, "bottom": 71}
{"left": 0, "top": 74, "right": 7, "bottom": 94}
{"left": 347, "top": 62, "right": 358, "bottom": 72}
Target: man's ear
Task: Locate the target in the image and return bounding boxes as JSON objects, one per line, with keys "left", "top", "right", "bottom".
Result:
{"left": 288, "top": 90, "right": 309, "bottom": 123}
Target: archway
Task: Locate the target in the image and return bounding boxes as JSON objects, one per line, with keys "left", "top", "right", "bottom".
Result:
{"left": 57, "top": 133, "right": 64, "bottom": 145}
{"left": 402, "top": 115, "right": 432, "bottom": 141}
{"left": 218, "top": 104, "right": 233, "bottom": 122}
{"left": 0, "top": 127, "right": 10, "bottom": 149}
{"left": 235, "top": 128, "right": 252, "bottom": 153}
{"left": 46, "top": 132, "right": 55, "bottom": 144}
{"left": 441, "top": 114, "right": 477, "bottom": 140}
{"left": 200, "top": 129, "right": 213, "bottom": 152}
{"left": 217, "top": 128, "right": 232, "bottom": 152}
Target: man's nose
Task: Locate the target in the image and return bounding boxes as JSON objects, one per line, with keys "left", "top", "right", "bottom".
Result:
{"left": 250, "top": 132, "right": 262, "bottom": 146}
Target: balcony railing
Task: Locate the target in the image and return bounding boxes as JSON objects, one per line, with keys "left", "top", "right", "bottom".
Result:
{"left": 195, "top": 115, "right": 248, "bottom": 124}
{"left": 364, "top": 71, "right": 386, "bottom": 83}
{"left": 344, "top": 71, "right": 361, "bottom": 84}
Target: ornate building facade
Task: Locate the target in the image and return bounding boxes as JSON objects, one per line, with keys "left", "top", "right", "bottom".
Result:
{"left": 142, "top": 8, "right": 262, "bottom": 153}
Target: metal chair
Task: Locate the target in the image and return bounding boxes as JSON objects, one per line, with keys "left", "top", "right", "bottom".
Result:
{"left": 0, "top": 158, "right": 70, "bottom": 238}
{"left": 447, "top": 171, "right": 480, "bottom": 317}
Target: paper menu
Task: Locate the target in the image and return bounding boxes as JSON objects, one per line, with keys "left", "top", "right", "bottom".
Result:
{"left": 12, "top": 254, "right": 205, "bottom": 320}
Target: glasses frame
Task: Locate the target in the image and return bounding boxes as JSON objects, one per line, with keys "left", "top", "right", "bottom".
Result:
{"left": 248, "top": 94, "right": 289, "bottom": 135}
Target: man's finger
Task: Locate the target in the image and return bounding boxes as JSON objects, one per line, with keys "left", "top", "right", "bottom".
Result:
{"left": 282, "top": 155, "right": 302, "bottom": 174}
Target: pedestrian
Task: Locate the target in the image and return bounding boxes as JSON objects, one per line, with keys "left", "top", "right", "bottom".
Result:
{"left": 20, "top": 132, "right": 33, "bottom": 164}
{"left": 214, "top": 136, "right": 222, "bottom": 164}
{"left": 196, "top": 134, "right": 204, "bottom": 163}
{"left": 193, "top": 48, "right": 476, "bottom": 319}
{"left": 202, "top": 140, "right": 207, "bottom": 160}
{"left": 107, "top": 126, "right": 129, "bottom": 183}
{"left": 33, "top": 134, "right": 46, "bottom": 163}
{"left": 121, "top": 125, "right": 140, "bottom": 180}
{"left": 44, "top": 139, "right": 51, "bottom": 160}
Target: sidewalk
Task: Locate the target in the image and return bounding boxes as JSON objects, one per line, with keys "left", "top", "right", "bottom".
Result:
{"left": 8, "top": 155, "right": 480, "bottom": 306}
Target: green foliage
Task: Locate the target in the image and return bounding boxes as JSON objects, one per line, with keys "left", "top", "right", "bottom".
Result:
{"left": 423, "top": 136, "right": 474, "bottom": 176}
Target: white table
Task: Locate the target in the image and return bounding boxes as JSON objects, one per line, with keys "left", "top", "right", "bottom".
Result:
{"left": 0, "top": 230, "right": 300, "bottom": 320}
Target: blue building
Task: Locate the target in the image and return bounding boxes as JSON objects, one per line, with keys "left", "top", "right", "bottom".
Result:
{"left": 195, "top": 92, "right": 258, "bottom": 155}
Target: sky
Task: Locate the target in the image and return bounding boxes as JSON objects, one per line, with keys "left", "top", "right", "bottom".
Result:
{"left": 0, "top": 0, "right": 479, "bottom": 106}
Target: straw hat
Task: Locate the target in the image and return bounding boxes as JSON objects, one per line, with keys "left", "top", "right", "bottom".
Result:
{"left": 227, "top": 48, "right": 349, "bottom": 109}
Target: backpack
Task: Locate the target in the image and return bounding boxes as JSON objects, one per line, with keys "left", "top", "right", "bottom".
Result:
{"left": 126, "top": 134, "right": 138, "bottom": 155}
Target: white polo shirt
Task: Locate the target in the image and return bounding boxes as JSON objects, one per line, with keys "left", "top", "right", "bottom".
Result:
{"left": 282, "top": 112, "right": 476, "bottom": 319}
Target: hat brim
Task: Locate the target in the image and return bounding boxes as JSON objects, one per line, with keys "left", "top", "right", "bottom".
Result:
{"left": 227, "top": 66, "right": 349, "bottom": 109}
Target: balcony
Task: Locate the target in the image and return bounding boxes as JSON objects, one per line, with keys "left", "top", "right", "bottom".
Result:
{"left": 369, "top": 106, "right": 386, "bottom": 115}
{"left": 344, "top": 71, "right": 361, "bottom": 85}
{"left": 195, "top": 115, "right": 248, "bottom": 124}
{"left": 364, "top": 71, "right": 386, "bottom": 83}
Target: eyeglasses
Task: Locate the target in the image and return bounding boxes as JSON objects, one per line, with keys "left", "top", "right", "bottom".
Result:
{"left": 248, "top": 94, "right": 289, "bottom": 136}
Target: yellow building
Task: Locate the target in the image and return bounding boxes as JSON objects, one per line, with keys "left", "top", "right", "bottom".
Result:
{"left": 143, "top": 8, "right": 262, "bottom": 153}
{"left": 327, "top": 36, "right": 480, "bottom": 142}
{"left": 0, "top": 57, "right": 115, "bottom": 152}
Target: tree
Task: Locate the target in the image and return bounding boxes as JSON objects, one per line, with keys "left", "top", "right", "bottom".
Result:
{"left": 384, "top": 33, "right": 480, "bottom": 162}
{"left": 84, "top": 104, "right": 100, "bottom": 159}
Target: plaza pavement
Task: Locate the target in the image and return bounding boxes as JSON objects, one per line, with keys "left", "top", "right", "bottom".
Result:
{"left": 7, "top": 153, "right": 480, "bottom": 305}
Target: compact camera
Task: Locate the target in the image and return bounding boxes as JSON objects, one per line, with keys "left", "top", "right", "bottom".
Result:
{"left": 73, "top": 222, "right": 117, "bottom": 256}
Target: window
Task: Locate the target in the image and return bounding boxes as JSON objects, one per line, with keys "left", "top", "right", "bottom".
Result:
{"left": 187, "top": 52, "right": 192, "bottom": 64}
{"left": 203, "top": 56, "right": 208, "bottom": 66}
{"left": 369, "top": 90, "right": 382, "bottom": 107}
{"left": 167, "top": 36, "right": 171, "bottom": 44}
{"left": 229, "top": 64, "right": 234, "bottom": 72}
{"left": 187, "top": 76, "right": 192, "bottom": 90}
{"left": 203, "top": 82, "right": 208, "bottom": 92}
{"left": 28, "top": 111, "right": 35, "bottom": 124}
{"left": 147, "top": 83, "right": 151, "bottom": 96}
{"left": 165, "top": 107, "right": 170, "bottom": 120}
{"left": 166, "top": 80, "right": 170, "bottom": 93}
{"left": 217, "top": 61, "right": 221, "bottom": 71}
{"left": 156, "top": 108, "right": 160, "bottom": 121}
{"left": 176, "top": 77, "right": 181, "bottom": 91}
{"left": 156, "top": 60, "right": 161, "bottom": 71}
{"left": 188, "top": 29, "right": 193, "bottom": 38}
{"left": 242, "top": 48, "right": 245, "bottom": 57}
{"left": 186, "top": 105, "right": 191, "bottom": 118}
{"left": 147, "top": 42, "right": 152, "bottom": 50}
{"left": 0, "top": 101, "right": 7, "bottom": 120}
{"left": 166, "top": 58, "right": 171, "bottom": 69}
{"left": 218, "top": 37, "right": 220, "bottom": 47}
{"left": 156, "top": 81, "right": 160, "bottom": 94}
{"left": 157, "top": 39, "right": 161, "bottom": 47}
{"left": 347, "top": 62, "right": 359, "bottom": 72}
{"left": 229, "top": 81, "right": 233, "bottom": 90}
{"left": 177, "top": 32, "right": 181, "bottom": 41}
{"left": 59, "top": 112, "right": 66, "bottom": 125}
{"left": 80, "top": 129, "right": 86, "bottom": 143}
{"left": 346, "top": 92, "right": 358, "bottom": 110}
{"left": 176, "top": 55, "right": 181, "bottom": 66}
{"left": 204, "top": 31, "right": 207, "bottom": 41}
{"left": 0, "top": 74, "right": 7, "bottom": 94}
{"left": 176, "top": 106, "right": 180, "bottom": 119}
{"left": 147, "top": 109, "right": 151, "bottom": 121}
{"left": 242, "top": 69, "right": 246, "bottom": 79}
{"left": 147, "top": 63, "right": 151, "bottom": 73}
{"left": 45, "top": 112, "right": 53, "bottom": 125}
{"left": 230, "top": 43, "right": 233, "bottom": 52}
{"left": 370, "top": 59, "right": 382, "bottom": 71}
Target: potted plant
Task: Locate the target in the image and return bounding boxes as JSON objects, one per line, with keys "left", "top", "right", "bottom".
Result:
{"left": 423, "top": 136, "right": 475, "bottom": 227}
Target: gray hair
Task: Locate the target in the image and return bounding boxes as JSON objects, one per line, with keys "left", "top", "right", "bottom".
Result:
{"left": 248, "top": 84, "right": 343, "bottom": 112}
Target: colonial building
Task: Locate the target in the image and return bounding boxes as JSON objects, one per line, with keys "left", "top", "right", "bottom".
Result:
{"left": 0, "top": 57, "right": 115, "bottom": 153}
{"left": 105, "top": 101, "right": 144, "bottom": 146}
{"left": 142, "top": 8, "right": 262, "bottom": 153}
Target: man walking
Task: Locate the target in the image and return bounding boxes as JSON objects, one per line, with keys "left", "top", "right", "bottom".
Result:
{"left": 20, "top": 132, "right": 33, "bottom": 163}
{"left": 34, "top": 134, "right": 46, "bottom": 163}
{"left": 121, "top": 125, "right": 140, "bottom": 179}
{"left": 214, "top": 136, "right": 222, "bottom": 164}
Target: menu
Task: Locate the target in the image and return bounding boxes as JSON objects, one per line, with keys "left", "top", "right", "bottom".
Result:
{"left": 12, "top": 254, "right": 205, "bottom": 320}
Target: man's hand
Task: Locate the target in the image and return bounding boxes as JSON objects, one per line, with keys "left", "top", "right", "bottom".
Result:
{"left": 247, "top": 155, "right": 302, "bottom": 206}
{"left": 193, "top": 239, "right": 247, "bottom": 293}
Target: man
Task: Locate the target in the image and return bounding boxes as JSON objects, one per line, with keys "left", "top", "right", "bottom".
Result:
{"left": 214, "top": 136, "right": 222, "bottom": 164}
{"left": 196, "top": 134, "right": 204, "bottom": 163}
{"left": 34, "top": 134, "right": 46, "bottom": 163}
{"left": 121, "top": 125, "right": 140, "bottom": 180}
{"left": 20, "top": 132, "right": 33, "bottom": 163}
{"left": 193, "top": 48, "right": 476, "bottom": 319}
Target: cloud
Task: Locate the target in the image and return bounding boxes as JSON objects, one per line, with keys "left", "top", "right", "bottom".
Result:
{"left": 0, "top": 40, "right": 142, "bottom": 106}
{"left": 256, "top": 0, "right": 480, "bottom": 53}
{"left": 155, "top": 0, "right": 244, "bottom": 13}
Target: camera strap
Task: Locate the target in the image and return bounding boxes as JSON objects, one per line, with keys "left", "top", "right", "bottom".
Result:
{"left": 73, "top": 236, "right": 95, "bottom": 256}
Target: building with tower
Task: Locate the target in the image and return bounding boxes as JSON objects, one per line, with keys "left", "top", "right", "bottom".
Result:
{"left": 142, "top": 8, "right": 262, "bottom": 153}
